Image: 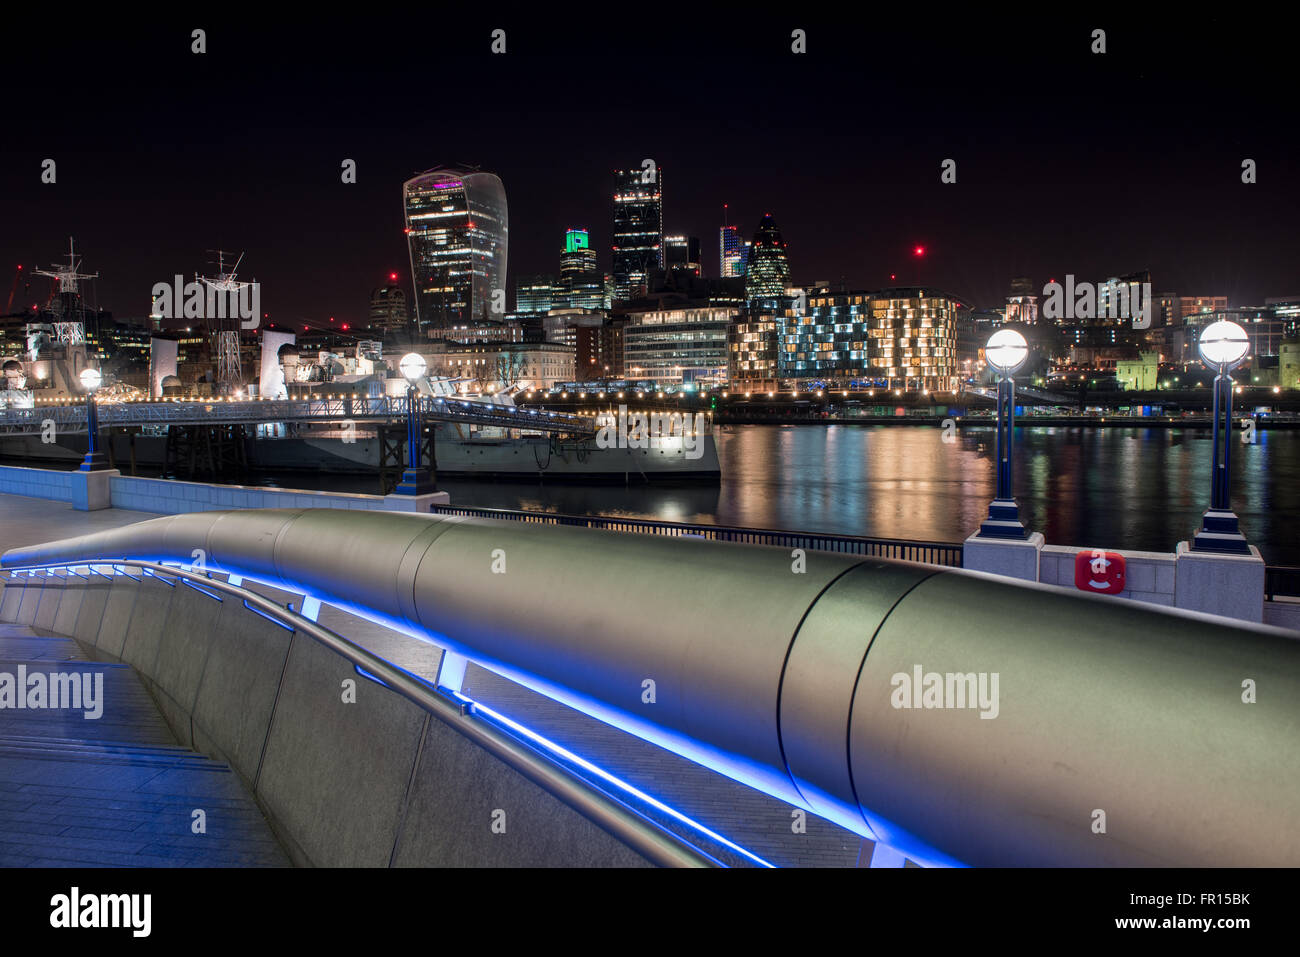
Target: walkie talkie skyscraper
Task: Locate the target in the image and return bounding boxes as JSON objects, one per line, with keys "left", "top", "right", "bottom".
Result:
{"left": 403, "top": 168, "right": 509, "bottom": 336}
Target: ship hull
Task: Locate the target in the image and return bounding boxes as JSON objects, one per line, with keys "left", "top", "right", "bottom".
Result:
{"left": 0, "top": 425, "right": 721, "bottom": 484}
{"left": 249, "top": 424, "right": 721, "bottom": 483}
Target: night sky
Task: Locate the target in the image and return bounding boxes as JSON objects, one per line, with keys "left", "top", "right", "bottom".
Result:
{"left": 3, "top": 12, "right": 1296, "bottom": 329}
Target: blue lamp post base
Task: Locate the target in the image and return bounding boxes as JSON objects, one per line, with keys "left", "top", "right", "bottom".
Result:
{"left": 394, "top": 468, "right": 437, "bottom": 496}
{"left": 79, "top": 451, "right": 111, "bottom": 472}
{"left": 1192, "top": 508, "right": 1251, "bottom": 554}
{"left": 978, "top": 498, "right": 1029, "bottom": 539}
{"left": 81, "top": 394, "right": 110, "bottom": 471}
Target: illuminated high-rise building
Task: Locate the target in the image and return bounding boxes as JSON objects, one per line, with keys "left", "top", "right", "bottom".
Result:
{"left": 368, "top": 285, "right": 409, "bottom": 334}
{"left": 403, "top": 168, "right": 509, "bottom": 334}
{"left": 556, "top": 228, "right": 607, "bottom": 312}
{"left": 612, "top": 167, "right": 663, "bottom": 301}
{"left": 665, "top": 235, "right": 701, "bottom": 277}
{"left": 516, "top": 275, "right": 561, "bottom": 315}
{"left": 720, "top": 225, "right": 745, "bottom": 278}
{"left": 743, "top": 214, "right": 790, "bottom": 300}
{"left": 560, "top": 228, "right": 598, "bottom": 279}
{"left": 565, "top": 276, "right": 609, "bottom": 312}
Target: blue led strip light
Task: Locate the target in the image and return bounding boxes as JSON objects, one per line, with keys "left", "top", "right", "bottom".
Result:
{"left": 448, "top": 690, "right": 775, "bottom": 869}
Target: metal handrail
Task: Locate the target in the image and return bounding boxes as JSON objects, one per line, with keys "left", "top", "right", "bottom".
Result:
{"left": 11, "top": 508, "right": 1298, "bottom": 867}
{"left": 3, "top": 559, "right": 721, "bottom": 868}
{"left": 429, "top": 504, "right": 965, "bottom": 567}
{"left": 1265, "top": 565, "right": 1300, "bottom": 601}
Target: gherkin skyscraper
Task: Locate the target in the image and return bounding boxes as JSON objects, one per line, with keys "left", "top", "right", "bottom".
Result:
{"left": 743, "top": 214, "right": 790, "bottom": 300}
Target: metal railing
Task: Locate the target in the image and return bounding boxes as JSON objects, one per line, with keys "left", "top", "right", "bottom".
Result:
{"left": 8, "top": 508, "right": 1299, "bottom": 866}
{"left": 1265, "top": 565, "right": 1300, "bottom": 601}
{"left": 430, "top": 504, "right": 965, "bottom": 567}
{"left": 2, "top": 559, "right": 719, "bottom": 868}
{"left": 0, "top": 396, "right": 598, "bottom": 437}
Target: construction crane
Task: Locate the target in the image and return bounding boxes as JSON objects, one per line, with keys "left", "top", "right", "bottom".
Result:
{"left": 4, "top": 265, "right": 25, "bottom": 314}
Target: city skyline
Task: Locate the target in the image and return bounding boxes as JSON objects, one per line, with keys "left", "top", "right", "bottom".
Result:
{"left": 1, "top": 10, "right": 1299, "bottom": 896}
{"left": 3, "top": 14, "right": 1297, "bottom": 327}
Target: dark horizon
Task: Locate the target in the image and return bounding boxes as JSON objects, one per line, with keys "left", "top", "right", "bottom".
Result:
{"left": 3, "top": 12, "right": 1297, "bottom": 328}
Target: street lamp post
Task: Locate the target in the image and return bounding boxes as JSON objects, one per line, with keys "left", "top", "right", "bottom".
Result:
{"left": 977, "top": 329, "right": 1029, "bottom": 539}
{"left": 79, "top": 367, "right": 110, "bottom": 472}
{"left": 1192, "top": 321, "right": 1251, "bottom": 553}
{"left": 394, "top": 352, "right": 436, "bottom": 495}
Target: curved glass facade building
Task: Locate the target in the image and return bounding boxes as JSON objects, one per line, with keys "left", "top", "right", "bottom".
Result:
{"left": 743, "top": 214, "right": 791, "bottom": 301}
{"left": 404, "top": 168, "right": 509, "bottom": 334}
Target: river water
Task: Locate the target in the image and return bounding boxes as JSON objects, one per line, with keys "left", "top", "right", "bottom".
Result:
{"left": 425, "top": 424, "right": 1299, "bottom": 566}
{"left": 16, "top": 423, "right": 1294, "bottom": 565}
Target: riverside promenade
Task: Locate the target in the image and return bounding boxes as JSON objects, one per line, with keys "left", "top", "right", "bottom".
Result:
{"left": 3, "top": 467, "right": 1293, "bottom": 868}
{"left": 0, "top": 496, "right": 289, "bottom": 867}
{"left": 0, "top": 491, "right": 870, "bottom": 868}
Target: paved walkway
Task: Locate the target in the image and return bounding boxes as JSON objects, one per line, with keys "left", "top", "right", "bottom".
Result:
{"left": 0, "top": 622, "right": 288, "bottom": 867}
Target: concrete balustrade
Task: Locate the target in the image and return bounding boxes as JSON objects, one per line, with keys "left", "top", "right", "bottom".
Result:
{"left": 0, "top": 464, "right": 448, "bottom": 514}
{"left": 965, "top": 533, "right": 1296, "bottom": 631}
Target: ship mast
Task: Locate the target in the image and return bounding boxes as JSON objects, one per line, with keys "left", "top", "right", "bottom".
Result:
{"left": 198, "top": 249, "right": 252, "bottom": 390}
{"left": 32, "top": 236, "right": 98, "bottom": 345}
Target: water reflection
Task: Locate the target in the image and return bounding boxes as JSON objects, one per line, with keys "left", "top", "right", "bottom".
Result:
{"left": 678, "top": 424, "right": 1290, "bottom": 563}
{"left": 56, "top": 423, "right": 1290, "bottom": 565}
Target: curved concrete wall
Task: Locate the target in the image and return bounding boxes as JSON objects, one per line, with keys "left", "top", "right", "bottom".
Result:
{"left": 0, "top": 567, "right": 651, "bottom": 868}
{"left": 6, "top": 509, "right": 1300, "bottom": 867}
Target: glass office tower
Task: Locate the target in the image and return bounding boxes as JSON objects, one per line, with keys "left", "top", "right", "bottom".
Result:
{"left": 612, "top": 167, "right": 663, "bottom": 301}
{"left": 743, "top": 214, "right": 790, "bottom": 300}
{"left": 720, "top": 225, "right": 746, "bottom": 278}
{"left": 403, "top": 168, "right": 509, "bottom": 334}
{"left": 665, "top": 235, "right": 701, "bottom": 277}
{"left": 560, "top": 228, "right": 607, "bottom": 311}
{"left": 561, "top": 228, "right": 598, "bottom": 278}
